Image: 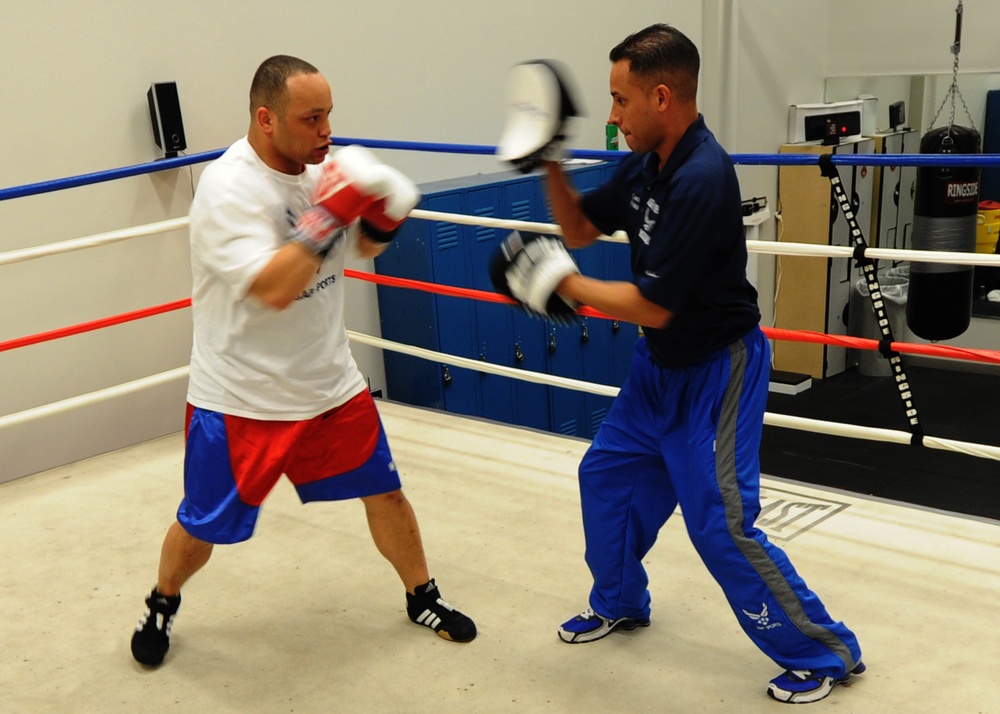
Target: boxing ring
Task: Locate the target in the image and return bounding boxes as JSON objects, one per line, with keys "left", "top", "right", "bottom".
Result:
{"left": 2, "top": 140, "right": 1000, "bottom": 713}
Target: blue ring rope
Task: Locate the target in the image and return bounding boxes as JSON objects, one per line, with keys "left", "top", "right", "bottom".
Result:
{"left": 0, "top": 149, "right": 225, "bottom": 202}
{"left": 3, "top": 137, "right": 1000, "bottom": 203}
{"left": 329, "top": 137, "right": 1000, "bottom": 167}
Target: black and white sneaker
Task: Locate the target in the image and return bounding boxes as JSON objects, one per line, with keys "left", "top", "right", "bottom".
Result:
{"left": 131, "top": 587, "right": 181, "bottom": 666}
{"left": 405, "top": 579, "right": 476, "bottom": 643}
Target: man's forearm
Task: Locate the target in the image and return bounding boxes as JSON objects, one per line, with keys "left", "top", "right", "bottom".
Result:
{"left": 545, "top": 162, "right": 601, "bottom": 249}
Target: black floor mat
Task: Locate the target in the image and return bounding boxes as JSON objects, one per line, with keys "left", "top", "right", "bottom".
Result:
{"left": 761, "top": 364, "right": 1000, "bottom": 521}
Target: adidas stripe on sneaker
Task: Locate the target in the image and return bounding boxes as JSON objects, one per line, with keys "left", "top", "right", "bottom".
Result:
{"left": 130, "top": 587, "right": 181, "bottom": 666}
{"left": 405, "top": 579, "right": 476, "bottom": 643}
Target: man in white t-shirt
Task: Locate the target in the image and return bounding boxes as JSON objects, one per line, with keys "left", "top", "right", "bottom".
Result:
{"left": 131, "top": 55, "right": 475, "bottom": 667}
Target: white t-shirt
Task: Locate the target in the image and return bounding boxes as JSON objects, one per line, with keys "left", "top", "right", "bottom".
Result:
{"left": 186, "top": 137, "right": 366, "bottom": 420}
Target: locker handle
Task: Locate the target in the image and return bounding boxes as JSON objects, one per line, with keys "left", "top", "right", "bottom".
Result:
{"left": 548, "top": 332, "right": 557, "bottom": 353}
{"left": 611, "top": 320, "right": 621, "bottom": 333}
{"left": 442, "top": 365, "right": 453, "bottom": 386}
{"left": 514, "top": 342, "right": 525, "bottom": 363}
{"left": 581, "top": 323, "right": 589, "bottom": 343}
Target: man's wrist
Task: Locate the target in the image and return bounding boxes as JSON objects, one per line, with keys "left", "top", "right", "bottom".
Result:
{"left": 556, "top": 272, "right": 583, "bottom": 301}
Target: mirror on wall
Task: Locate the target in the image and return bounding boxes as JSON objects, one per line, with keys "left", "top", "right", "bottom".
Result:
{"left": 825, "top": 72, "right": 1000, "bottom": 138}
{"left": 825, "top": 72, "right": 1000, "bottom": 320}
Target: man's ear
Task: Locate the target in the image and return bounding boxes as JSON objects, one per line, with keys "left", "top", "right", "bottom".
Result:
{"left": 654, "top": 84, "right": 671, "bottom": 112}
{"left": 256, "top": 106, "right": 275, "bottom": 134}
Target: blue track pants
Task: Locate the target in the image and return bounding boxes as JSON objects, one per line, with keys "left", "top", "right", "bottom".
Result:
{"left": 578, "top": 328, "right": 861, "bottom": 677}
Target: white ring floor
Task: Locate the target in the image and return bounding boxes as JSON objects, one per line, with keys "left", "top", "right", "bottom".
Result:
{"left": 3, "top": 400, "right": 997, "bottom": 713}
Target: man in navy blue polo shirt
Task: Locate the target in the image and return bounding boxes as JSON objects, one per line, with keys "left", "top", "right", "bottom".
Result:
{"left": 542, "top": 24, "right": 864, "bottom": 704}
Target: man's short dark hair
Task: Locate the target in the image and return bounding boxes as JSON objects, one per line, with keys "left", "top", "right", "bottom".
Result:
{"left": 610, "top": 24, "right": 700, "bottom": 102}
{"left": 250, "top": 55, "right": 320, "bottom": 116}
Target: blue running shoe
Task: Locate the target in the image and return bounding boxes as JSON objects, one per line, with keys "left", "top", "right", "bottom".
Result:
{"left": 767, "top": 662, "right": 866, "bottom": 704}
{"left": 557, "top": 607, "right": 650, "bottom": 644}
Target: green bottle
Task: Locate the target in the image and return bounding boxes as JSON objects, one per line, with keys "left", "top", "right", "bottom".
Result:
{"left": 605, "top": 123, "right": 619, "bottom": 151}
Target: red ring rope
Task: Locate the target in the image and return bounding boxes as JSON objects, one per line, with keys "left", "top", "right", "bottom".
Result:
{"left": 345, "top": 269, "right": 1000, "bottom": 366}
{"left": 0, "top": 298, "right": 191, "bottom": 353}
{"left": 3, "top": 271, "right": 1000, "bottom": 367}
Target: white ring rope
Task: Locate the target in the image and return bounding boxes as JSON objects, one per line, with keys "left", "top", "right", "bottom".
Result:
{"left": 751, "top": 240, "right": 1000, "bottom": 267}
{"left": 1, "top": 206, "right": 999, "bottom": 466}
{"left": 1, "top": 327, "right": 997, "bottom": 464}
{"left": 409, "top": 208, "right": 630, "bottom": 243}
{"left": 0, "top": 217, "right": 188, "bottom": 267}
{"left": 5, "top": 210, "right": 1000, "bottom": 268}
{"left": 0, "top": 366, "right": 189, "bottom": 430}
{"left": 410, "top": 209, "right": 1000, "bottom": 266}
{"left": 351, "top": 333, "right": 1000, "bottom": 462}
{"left": 347, "top": 330, "right": 619, "bottom": 397}
{"left": 763, "top": 412, "right": 1000, "bottom": 461}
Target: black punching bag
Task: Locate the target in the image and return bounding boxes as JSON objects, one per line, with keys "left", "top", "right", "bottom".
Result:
{"left": 907, "top": 125, "right": 981, "bottom": 340}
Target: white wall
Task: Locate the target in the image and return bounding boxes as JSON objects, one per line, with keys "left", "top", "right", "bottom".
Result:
{"left": 0, "top": 0, "right": 702, "bottom": 482}
{"left": 826, "top": 0, "right": 998, "bottom": 77}
{"left": 3, "top": 1, "right": 998, "bottom": 482}
{"left": 702, "top": 0, "right": 831, "bottom": 329}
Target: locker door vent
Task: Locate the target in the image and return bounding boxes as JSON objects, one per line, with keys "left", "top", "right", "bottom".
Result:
{"left": 511, "top": 198, "right": 532, "bottom": 222}
{"left": 590, "top": 408, "right": 608, "bottom": 435}
{"left": 435, "top": 223, "right": 459, "bottom": 250}
{"left": 474, "top": 207, "right": 495, "bottom": 243}
{"left": 557, "top": 419, "right": 579, "bottom": 437}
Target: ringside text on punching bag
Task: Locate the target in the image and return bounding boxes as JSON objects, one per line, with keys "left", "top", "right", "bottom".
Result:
{"left": 906, "top": 125, "right": 981, "bottom": 341}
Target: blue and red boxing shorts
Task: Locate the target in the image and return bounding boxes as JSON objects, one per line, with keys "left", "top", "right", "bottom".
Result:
{"left": 177, "top": 390, "right": 401, "bottom": 544}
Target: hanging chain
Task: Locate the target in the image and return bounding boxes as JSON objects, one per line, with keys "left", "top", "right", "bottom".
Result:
{"left": 930, "top": 0, "right": 976, "bottom": 131}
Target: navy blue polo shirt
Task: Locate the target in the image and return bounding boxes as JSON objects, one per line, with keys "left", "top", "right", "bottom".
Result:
{"left": 580, "top": 115, "right": 760, "bottom": 367}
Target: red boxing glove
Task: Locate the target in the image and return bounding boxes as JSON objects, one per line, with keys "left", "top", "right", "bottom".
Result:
{"left": 360, "top": 165, "right": 421, "bottom": 243}
{"left": 290, "top": 145, "right": 394, "bottom": 256}
{"left": 312, "top": 145, "right": 392, "bottom": 225}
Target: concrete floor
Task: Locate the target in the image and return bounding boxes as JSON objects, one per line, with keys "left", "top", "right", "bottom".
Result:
{"left": 3, "top": 400, "right": 998, "bottom": 713}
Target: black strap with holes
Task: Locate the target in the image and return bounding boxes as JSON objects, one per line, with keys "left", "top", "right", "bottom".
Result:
{"left": 817, "top": 154, "right": 924, "bottom": 443}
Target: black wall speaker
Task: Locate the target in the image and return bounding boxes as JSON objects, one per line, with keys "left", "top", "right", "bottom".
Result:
{"left": 147, "top": 82, "right": 186, "bottom": 158}
{"left": 889, "top": 101, "right": 906, "bottom": 131}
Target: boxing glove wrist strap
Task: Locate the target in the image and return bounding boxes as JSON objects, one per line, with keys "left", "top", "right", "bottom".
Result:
{"left": 288, "top": 206, "right": 343, "bottom": 257}
{"left": 360, "top": 218, "right": 399, "bottom": 244}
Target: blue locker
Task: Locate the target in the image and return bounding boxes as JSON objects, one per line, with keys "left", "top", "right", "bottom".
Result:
{"left": 426, "top": 191, "right": 481, "bottom": 418}
{"left": 982, "top": 90, "right": 1000, "bottom": 202}
{"left": 502, "top": 177, "right": 551, "bottom": 432}
{"left": 464, "top": 184, "right": 517, "bottom": 425}
{"left": 530, "top": 172, "right": 587, "bottom": 437}
{"left": 571, "top": 166, "right": 616, "bottom": 437}
{"left": 598, "top": 156, "right": 638, "bottom": 387}
{"left": 585, "top": 163, "right": 635, "bottom": 399}
{"left": 375, "top": 189, "right": 480, "bottom": 417}
{"left": 544, "top": 321, "right": 587, "bottom": 437}
{"left": 554, "top": 164, "right": 622, "bottom": 438}
{"left": 376, "top": 162, "right": 632, "bottom": 440}
{"left": 375, "top": 209, "right": 445, "bottom": 410}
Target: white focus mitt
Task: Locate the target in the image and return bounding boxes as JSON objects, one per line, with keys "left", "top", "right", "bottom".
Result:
{"left": 496, "top": 60, "right": 581, "bottom": 174}
{"left": 489, "top": 231, "right": 580, "bottom": 324}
